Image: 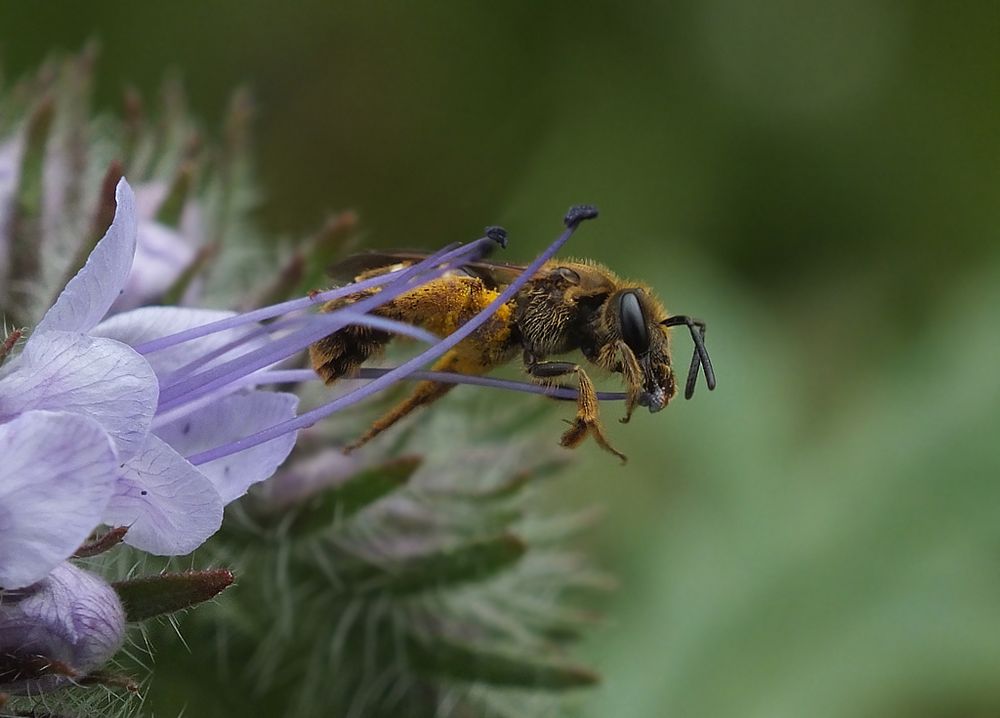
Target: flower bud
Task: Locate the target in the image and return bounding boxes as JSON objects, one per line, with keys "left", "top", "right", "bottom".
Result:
{"left": 0, "top": 563, "right": 125, "bottom": 694}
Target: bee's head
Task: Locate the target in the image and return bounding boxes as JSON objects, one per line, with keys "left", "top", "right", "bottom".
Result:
{"left": 609, "top": 288, "right": 715, "bottom": 412}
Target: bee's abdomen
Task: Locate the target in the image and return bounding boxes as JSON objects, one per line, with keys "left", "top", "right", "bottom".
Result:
{"left": 310, "top": 324, "right": 393, "bottom": 384}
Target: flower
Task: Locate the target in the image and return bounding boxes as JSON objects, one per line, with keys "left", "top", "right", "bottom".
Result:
{"left": 0, "top": 563, "right": 125, "bottom": 695}
{"left": 1, "top": 53, "right": 624, "bottom": 714}
{"left": 0, "top": 179, "right": 298, "bottom": 586}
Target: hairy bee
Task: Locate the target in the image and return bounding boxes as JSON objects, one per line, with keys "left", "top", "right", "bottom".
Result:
{"left": 309, "top": 251, "right": 715, "bottom": 462}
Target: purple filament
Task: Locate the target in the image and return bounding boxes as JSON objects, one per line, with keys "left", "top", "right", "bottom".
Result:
{"left": 186, "top": 212, "right": 594, "bottom": 466}
{"left": 249, "top": 368, "right": 627, "bottom": 402}
{"left": 156, "top": 237, "right": 500, "bottom": 412}
{"left": 134, "top": 238, "right": 484, "bottom": 356}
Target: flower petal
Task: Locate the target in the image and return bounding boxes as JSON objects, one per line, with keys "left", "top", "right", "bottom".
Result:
{"left": 103, "top": 434, "right": 223, "bottom": 555}
{"left": 0, "top": 331, "right": 157, "bottom": 460}
{"left": 156, "top": 391, "right": 300, "bottom": 503}
{"left": 92, "top": 306, "right": 267, "bottom": 379}
{"left": 0, "top": 411, "right": 117, "bottom": 590}
{"left": 110, "top": 221, "right": 197, "bottom": 313}
{"left": 34, "top": 178, "right": 137, "bottom": 335}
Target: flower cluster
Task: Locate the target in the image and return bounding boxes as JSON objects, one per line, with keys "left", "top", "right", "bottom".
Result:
{"left": 1, "top": 162, "right": 603, "bottom": 690}
{"left": 1, "top": 51, "right": 616, "bottom": 715}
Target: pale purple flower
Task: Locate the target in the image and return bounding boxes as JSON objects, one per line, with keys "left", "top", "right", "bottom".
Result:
{"left": 0, "top": 179, "right": 297, "bottom": 585}
{"left": 0, "top": 562, "right": 125, "bottom": 694}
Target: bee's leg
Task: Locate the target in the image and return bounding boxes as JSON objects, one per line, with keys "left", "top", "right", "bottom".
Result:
{"left": 343, "top": 350, "right": 462, "bottom": 453}
{"left": 615, "top": 341, "right": 644, "bottom": 425}
{"left": 595, "top": 340, "right": 642, "bottom": 424}
{"left": 526, "top": 360, "right": 627, "bottom": 463}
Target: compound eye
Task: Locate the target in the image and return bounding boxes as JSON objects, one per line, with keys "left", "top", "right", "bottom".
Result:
{"left": 554, "top": 266, "right": 581, "bottom": 284}
{"left": 619, "top": 291, "right": 649, "bottom": 355}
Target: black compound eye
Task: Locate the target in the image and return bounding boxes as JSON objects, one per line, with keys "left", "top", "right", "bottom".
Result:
{"left": 619, "top": 291, "right": 649, "bottom": 355}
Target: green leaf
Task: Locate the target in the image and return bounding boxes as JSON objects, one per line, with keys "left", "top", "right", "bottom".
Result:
{"left": 406, "top": 634, "right": 599, "bottom": 690}
{"left": 286, "top": 455, "right": 422, "bottom": 537}
{"left": 113, "top": 569, "right": 234, "bottom": 622}
{"left": 344, "top": 533, "right": 526, "bottom": 595}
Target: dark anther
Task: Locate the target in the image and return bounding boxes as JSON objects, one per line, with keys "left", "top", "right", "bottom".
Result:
{"left": 564, "top": 204, "right": 599, "bottom": 227}
{"left": 485, "top": 226, "right": 509, "bottom": 248}
{"left": 662, "top": 315, "right": 716, "bottom": 399}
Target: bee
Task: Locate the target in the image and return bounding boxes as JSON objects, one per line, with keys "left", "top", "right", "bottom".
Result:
{"left": 309, "top": 250, "right": 716, "bottom": 462}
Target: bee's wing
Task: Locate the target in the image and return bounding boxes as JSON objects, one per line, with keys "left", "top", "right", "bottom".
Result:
{"left": 325, "top": 251, "right": 428, "bottom": 282}
{"left": 327, "top": 250, "right": 527, "bottom": 289}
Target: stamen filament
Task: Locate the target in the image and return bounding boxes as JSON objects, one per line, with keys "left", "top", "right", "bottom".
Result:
{"left": 246, "top": 368, "right": 627, "bottom": 402}
{"left": 155, "top": 258, "right": 467, "bottom": 412}
{"left": 185, "top": 208, "right": 596, "bottom": 466}
{"left": 158, "top": 311, "right": 438, "bottom": 390}
{"left": 134, "top": 236, "right": 495, "bottom": 356}
{"left": 156, "top": 233, "right": 504, "bottom": 411}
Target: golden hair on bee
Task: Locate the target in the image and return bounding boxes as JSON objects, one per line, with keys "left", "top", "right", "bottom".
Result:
{"left": 309, "top": 221, "right": 715, "bottom": 463}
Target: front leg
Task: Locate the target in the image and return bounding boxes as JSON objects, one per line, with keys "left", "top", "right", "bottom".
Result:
{"left": 526, "top": 356, "right": 627, "bottom": 463}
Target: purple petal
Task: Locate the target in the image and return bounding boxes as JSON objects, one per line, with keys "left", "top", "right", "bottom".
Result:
{"left": 157, "top": 391, "right": 299, "bottom": 503}
{"left": 34, "top": 178, "right": 137, "bottom": 335}
{"left": 103, "top": 434, "right": 223, "bottom": 555}
{"left": 92, "top": 306, "right": 266, "bottom": 379}
{"left": 110, "top": 221, "right": 197, "bottom": 313}
{"left": 0, "top": 411, "right": 117, "bottom": 590}
{"left": 0, "top": 331, "right": 157, "bottom": 460}
{"left": 0, "top": 563, "right": 125, "bottom": 694}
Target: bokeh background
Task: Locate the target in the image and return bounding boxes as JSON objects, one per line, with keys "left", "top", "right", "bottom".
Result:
{"left": 4, "top": 2, "right": 999, "bottom": 716}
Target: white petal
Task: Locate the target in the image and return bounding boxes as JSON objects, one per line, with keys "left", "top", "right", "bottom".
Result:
{"left": 103, "top": 435, "right": 223, "bottom": 555}
{"left": 92, "top": 306, "right": 267, "bottom": 379}
{"left": 0, "top": 411, "right": 117, "bottom": 589}
{"left": 0, "top": 331, "right": 158, "bottom": 460}
{"left": 34, "top": 178, "right": 137, "bottom": 335}
{"left": 156, "top": 391, "right": 300, "bottom": 503}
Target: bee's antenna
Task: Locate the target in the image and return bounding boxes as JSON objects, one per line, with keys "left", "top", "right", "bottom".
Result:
{"left": 661, "top": 315, "right": 716, "bottom": 399}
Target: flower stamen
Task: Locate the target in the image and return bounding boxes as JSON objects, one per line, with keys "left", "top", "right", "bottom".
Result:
{"left": 185, "top": 206, "right": 598, "bottom": 466}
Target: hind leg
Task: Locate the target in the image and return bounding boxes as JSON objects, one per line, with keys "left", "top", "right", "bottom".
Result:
{"left": 343, "top": 350, "right": 467, "bottom": 453}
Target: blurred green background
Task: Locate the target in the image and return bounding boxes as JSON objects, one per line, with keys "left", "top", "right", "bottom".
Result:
{"left": 4, "top": 1, "right": 1000, "bottom": 716}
